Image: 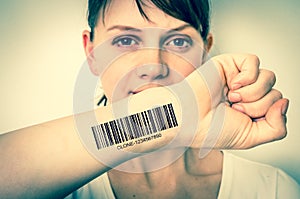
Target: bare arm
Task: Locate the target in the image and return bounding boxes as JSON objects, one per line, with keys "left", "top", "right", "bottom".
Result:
{"left": 0, "top": 81, "right": 184, "bottom": 198}
{"left": 0, "top": 54, "right": 288, "bottom": 198}
{"left": 0, "top": 114, "right": 109, "bottom": 198}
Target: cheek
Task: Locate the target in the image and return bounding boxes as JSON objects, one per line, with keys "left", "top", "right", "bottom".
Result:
{"left": 162, "top": 50, "right": 203, "bottom": 78}
{"left": 101, "top": 65, "right": 123, "bottom": 100}
{"left": 100, "top": 55, "right": 137, "bottom": 101}
{"left": 174, "top": 59, "right": 197, "bottom": 76}
{"left": 101, "top": 75, "right": 114, "bottom": 99}
{"left": 101, "top": 73, "right": 128, "bottom": 101}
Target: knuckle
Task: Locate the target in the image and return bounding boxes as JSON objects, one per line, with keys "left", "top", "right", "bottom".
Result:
{"left": 267, "top": 70, "right": 276, "bottom": 86}
{"left": 271, "top": 89, "right": 283, "bottom": 99}
{"left": 270, "top": 71, "right": 276, "bottom": 84}
{"left": 261, "top": 69, "right": 276, "bottom": 87}
{"left": 276, "top": 129, "right": 287, "bottom": 140}
{"left": 242, "top": 104, "right": 265, "bottom": 118}
{"left": 248, "top": 54, "right": 260, "bottom": 66}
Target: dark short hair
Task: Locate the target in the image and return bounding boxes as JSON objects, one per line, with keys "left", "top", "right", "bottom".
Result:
{"left": 87, "top": 0, "right": 211, "bottom": 41}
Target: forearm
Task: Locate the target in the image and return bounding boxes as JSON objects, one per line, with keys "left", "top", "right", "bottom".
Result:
{"left": 0, "top": 115, "right": 111, "bottom": 198}
{"left": 0, "top": 86, "right": 186, "bottom": 198}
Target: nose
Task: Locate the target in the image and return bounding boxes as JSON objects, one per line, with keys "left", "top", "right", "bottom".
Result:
{"left": 135, "top": 63, "right": 169, "bottom": 80}
{"left": 134, "top": 49, "right": 169, "bottom": 80}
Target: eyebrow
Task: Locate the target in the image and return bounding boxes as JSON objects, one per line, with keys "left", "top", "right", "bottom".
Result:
{"left": 106, "top": 24, "right": 192, "bottom": 33}
{"left": 107, "top": 25, "right": 142, "bottom": 32}
{"left": 166, "top": 24, "right": 193, "bottom": 33}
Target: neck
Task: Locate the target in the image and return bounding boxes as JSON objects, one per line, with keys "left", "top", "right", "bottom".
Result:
{"left": 113, "top": 148, "right": 223, "bottom": 175}
{"left": 184, "top": 149, "right": 223, "bottom": 176}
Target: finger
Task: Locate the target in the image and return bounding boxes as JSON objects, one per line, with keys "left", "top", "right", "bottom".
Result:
{"left": 228, "top": 54, "right": 260, "bottom": 90}
{"left": 228, "top": 69, "right": 276, "bottom": 103}
{"left": 207, "top": 98, "right": 289, "bottom": 149}
{"left": 231, "top": 89, "right": 282, "bottom": 118}
{"left": 212, "top": 54, "right": 259, "bottom": 90}
{"left": 246, "top": 98, "right": 289, "bottom": 147}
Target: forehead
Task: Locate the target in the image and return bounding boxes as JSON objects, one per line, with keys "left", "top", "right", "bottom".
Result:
{"left": 97, "top": 0, "right": 187, "bottom": 31}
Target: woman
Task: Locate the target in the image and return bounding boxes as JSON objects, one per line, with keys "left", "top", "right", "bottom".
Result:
{"left": 71, "top": 0, "right": 299, "bottom": 198}
{"left": 0, "top": 0, "right": 299, "bottom": 198}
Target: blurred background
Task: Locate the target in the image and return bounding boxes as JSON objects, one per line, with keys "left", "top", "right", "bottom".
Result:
{"left": 0, "top": 0, "right": 299, "bottom": 184}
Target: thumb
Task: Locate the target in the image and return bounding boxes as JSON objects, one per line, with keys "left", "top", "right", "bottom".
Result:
{"left": 252, "top": 98, "right": 289, "bottom": 144}
{"left": 224, "top": 98, "right": 289, "bottom": 149}
{"left": 199, "top": 98, "right": 289, "bottom": 151}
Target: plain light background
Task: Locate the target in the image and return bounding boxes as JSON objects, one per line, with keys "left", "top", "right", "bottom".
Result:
{"left": 0, "top": 0, "right": 299, "bottom": 184}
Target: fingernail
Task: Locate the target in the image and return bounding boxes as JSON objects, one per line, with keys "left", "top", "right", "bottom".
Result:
{"left": 281, "top": 100, "right": 289, "bottom": 115}
{"left": 231, "top": 83, "right": 242, "bottom": 90}
{"left": 229, "top": 92, "right": 242, "bottom": 102}
{"left": 232, "top": 104, "right": 244, "bottom": 113}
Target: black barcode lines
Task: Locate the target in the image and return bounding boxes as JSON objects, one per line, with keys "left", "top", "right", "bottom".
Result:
{"left": 91, "top": 103, "right": 178, "bottom": 149}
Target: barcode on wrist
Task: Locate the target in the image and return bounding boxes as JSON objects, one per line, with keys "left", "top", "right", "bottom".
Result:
{"left": 91, "top": 103, "right": 178, "bottom": 149}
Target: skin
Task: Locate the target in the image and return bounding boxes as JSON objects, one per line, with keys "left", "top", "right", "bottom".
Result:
{"left": 85, "top": 1, "right": 211, "bottom": 102}
{"left": 83, "top": 1, "right": 221, "bottom": 197}
{"left": 0, "top": 0, "right": 288, "bottom": 198}
{"left": 82, "top": 0, "right": 288, "bottom": 198}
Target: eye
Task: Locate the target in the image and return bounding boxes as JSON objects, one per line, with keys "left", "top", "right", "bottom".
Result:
{"left": 164, "top": 35, "right": 193, "bottom": 52}
{"left": 112, "top": 35, "right": 141, "bottom": 50}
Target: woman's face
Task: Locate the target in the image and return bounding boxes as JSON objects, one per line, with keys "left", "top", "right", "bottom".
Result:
{"left": 83, "top": 0, "right": 211, "bottom": 102}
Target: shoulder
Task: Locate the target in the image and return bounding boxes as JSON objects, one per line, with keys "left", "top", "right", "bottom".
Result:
{"left": 65, "top": 172, "right": 115, "bottom": 199}
{"left": 276, "top": 168, "right": 300, "bottom": 198}
{"left": 218, "top": 151, "right": 300, "bottom": 199}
